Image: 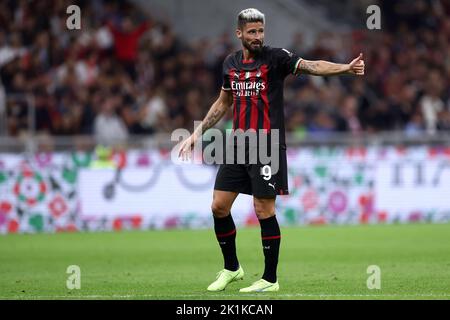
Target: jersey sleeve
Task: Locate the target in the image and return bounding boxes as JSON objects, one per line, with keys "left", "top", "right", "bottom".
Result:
{"left": 221, "top": 55, "right": 232, "bottom": 91}
{"left": 272, "top": 48, "right": 303, "bottom": 78}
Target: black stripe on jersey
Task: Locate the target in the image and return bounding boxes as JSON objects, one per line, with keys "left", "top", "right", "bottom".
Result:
{"left": 237, "top": 70, "right": 247, "bottom": 130}
{"left": 244, "top": 85, "right": 251, "bottom": 130}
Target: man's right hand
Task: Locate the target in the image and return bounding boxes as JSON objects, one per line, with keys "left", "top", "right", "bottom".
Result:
{"left": 178, "top": 134, "right": 198, "bottom": 161}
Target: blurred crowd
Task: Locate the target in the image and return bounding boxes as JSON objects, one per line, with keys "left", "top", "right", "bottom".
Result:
{"left": 285, "top": 0, "right": 450, "bottom": 139}
{"left": 0, "top": 0, "right": 449, "bottom": 145}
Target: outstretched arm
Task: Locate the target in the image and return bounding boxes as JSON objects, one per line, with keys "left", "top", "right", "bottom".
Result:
{"left": 296, "top": 53, "right": 365, "bottom": 76}
{"left": 178, "top": 89, "right": 233, "bottom": 160}
{"left": 199, "top": 90, "right": 233, "bottom": 134}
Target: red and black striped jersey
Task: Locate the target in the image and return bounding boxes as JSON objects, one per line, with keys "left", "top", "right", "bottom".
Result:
{"left": 222, "top": 46, "right": 302, "bottom": 145}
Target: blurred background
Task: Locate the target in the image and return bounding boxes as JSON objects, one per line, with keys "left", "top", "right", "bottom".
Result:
{"left": 0, "top": 0, "right": 449, "bottom": 233}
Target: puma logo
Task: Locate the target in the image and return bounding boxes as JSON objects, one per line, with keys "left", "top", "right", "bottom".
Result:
{"left": 268, "top": 182, "right": 276, "bottom": 190}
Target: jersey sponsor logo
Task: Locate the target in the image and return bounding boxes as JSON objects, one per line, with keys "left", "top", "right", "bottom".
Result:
{"left": 231, "top": 68, "right": 266, "bottom": 97}
{"left": 231, "top": 80, "right": 266, "bottom": 96}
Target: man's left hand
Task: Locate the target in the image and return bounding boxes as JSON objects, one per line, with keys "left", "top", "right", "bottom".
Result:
{"left": 347, "top": 53, "right": 365, "bottom": 75}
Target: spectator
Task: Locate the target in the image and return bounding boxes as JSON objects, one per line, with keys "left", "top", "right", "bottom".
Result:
{"left": 420, "top": 70, "right": 445, "bottom": 134}
{"left": 107, "top": 16, "right": 151, "bottom": 79}
{"left": 437, "top": 110, "right": 450, "bottom": 131}
{"left": 308, "top": 110, "right": 336, "bottom": 136}
{"left": 94, "top": 95, "right": 129, "bottom": 146}
{"left": 335, "top": 96, "right": 362, "bottom": 134}
{"left": 405, "top": 112, "right": 425, "bottom": 136}
{"left": 139, "top": 87, "right": 168, "bottom": 134}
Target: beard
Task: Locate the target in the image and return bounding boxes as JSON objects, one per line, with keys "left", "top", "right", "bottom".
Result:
{"left": 242, "top": 39, "right": 263, "bottom": 55}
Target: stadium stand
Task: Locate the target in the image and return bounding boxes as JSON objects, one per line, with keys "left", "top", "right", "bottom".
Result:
{"left": 0, "top": 0, "right": 449, "bottom": 144}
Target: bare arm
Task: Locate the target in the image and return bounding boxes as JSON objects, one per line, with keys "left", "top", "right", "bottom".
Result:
{"left": 178, "top": 89, "right": 233, "bottom": 159}
{"left": 193, "top": 89, "right": 233, "bottom": 139}
{"left": 297, "top": 53, "right": 365, "bottom": 76}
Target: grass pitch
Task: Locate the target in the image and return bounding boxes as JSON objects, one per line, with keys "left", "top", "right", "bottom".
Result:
{"left": 1, "top": 223, "right": 449, "bottom": 300}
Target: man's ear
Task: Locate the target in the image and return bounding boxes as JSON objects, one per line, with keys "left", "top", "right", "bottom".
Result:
{"left": 236, "top": 28, "right": 242, "bottom": 39}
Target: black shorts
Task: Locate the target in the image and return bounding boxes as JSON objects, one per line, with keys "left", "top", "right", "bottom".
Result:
{"left": 214, "top": 144, "right": 289, "bottom": 197}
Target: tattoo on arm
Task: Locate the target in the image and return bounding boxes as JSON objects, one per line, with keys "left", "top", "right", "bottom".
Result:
{"left": 200, "top": 104, "right": 228, "bottom": 134}
{"left": 195, "top": 91, "right": 232, "bottom": 137}
{"left": 297, "top": 59, "right": 348, "bottom": 76}
{"left": 203, "top": 109, "right": 223, "bottom": 132}
{"left": 298, "top": 60, "right": 319, "bottom": 75}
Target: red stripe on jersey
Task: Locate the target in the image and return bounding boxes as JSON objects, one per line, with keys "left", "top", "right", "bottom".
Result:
{"left": 229, "top": 68, "right": 237, "bottom": 129}
{"left": 238, "top": 70, "right": 247, "bottom": 130}
{"left": 249, "top": 69, "right": 259, "bottom": 130}
{"left": 260, "top": 64, "right": 270, "bottom": 132}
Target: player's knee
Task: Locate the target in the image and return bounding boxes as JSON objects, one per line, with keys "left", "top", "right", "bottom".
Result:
{"left": 254, "top": 209, "right": 275, "bottom": 220}
{"left": 211, "top": 202, "right": 230, "bottom": 218}
{"left": 253, "top": 200, "right": 275, "bottom": 220}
